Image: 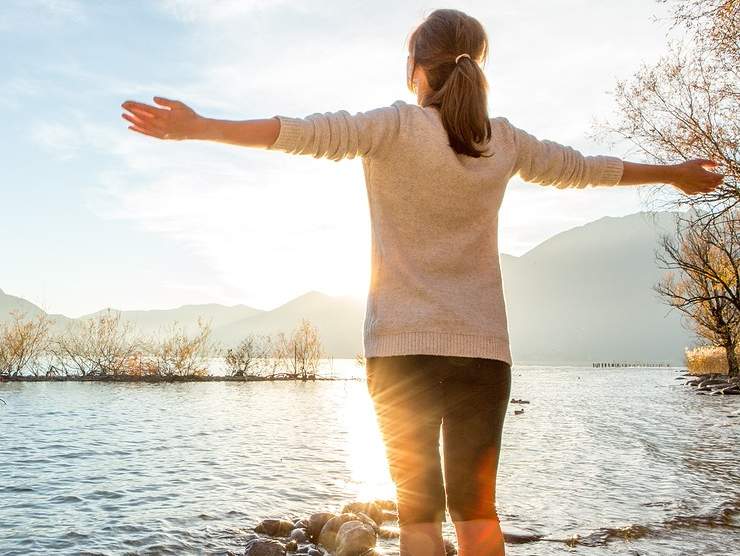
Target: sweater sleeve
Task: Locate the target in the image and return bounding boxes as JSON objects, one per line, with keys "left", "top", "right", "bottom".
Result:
{"left": 266, "top": 101, "right": 403, "bottom": 162}
{"left": 501, "top": 117, "right": 624, "bottom": 188}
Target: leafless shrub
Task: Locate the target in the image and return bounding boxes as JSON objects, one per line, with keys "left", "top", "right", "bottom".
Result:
{"left": 49, "top": 310, "right": 142, "bottom": 377}
{"left": 224, "top": 333, "right": 272, "bottom": 377}
{"left": 0, "top": 311, "right": 53, "bottom": 377}
{"left": 142, "top": 319, "right": 214, "bottom": 377}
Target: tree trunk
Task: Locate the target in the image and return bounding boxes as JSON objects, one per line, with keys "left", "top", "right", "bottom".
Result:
{"left": 724, "top": 342, "right": 739, "bottom": 377}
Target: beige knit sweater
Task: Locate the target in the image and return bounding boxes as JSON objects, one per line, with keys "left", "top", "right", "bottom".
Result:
{"left": 267, "top": 100, "right": 624, "bottom": 366}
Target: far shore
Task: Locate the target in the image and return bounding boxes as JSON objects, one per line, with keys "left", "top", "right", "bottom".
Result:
{"left": 0, "top": 375, "right": 359, "bottom": 383}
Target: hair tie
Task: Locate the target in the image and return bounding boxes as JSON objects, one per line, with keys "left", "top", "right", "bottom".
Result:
{"left": 455, "top": 53, "right": 471, "bottom": 64}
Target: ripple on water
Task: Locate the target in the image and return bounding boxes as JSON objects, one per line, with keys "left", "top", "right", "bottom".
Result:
{"left": 0, "top": 367, "right": 738, "bottom": 555}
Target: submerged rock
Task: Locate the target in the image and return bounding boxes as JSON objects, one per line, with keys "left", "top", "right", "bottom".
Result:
{"left": 244, "top": 537, "right": 286, "bottom": 556}
{"left": 254, "top": 518, "right": 294, "bottom": 537}
{"left": 335, "top": 520, "right": 377, "bottom": 556}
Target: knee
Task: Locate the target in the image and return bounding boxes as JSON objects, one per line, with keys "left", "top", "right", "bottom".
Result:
{"left": 447, "top": 498, "right": 500, "bottom": 524}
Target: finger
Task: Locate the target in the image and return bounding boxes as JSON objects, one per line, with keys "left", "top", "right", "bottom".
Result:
{"left": 153, "top": 96, "right": 183, "bottom": 110}
{"left": 122, "top": 100, "right": 168, "bottom": 117}
{"left": 122, "top": 113, "right": 167, "bottom": 135}
{"left": 128, "top": 125, "right": 166, "bottom": 140}
{"left": 126, "top": 106, "right": 156, "bottom": 120}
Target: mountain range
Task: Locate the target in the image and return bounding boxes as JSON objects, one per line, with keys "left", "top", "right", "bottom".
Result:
{"left": 0, "top": 210, "right": 699, "bottom": 365}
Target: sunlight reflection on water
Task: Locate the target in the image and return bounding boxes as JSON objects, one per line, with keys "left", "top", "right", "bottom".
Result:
{"left": 1, "top": 363, "right": 738, "bottom": 555}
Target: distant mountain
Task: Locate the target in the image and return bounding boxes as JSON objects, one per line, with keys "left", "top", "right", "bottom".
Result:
{"left": 213, "top": 290, "right": 365, "bottom": 356}
{"left": 0, "top": 211, "right": 701, "bottom": 365}
{"left": 80, "top": 304, "right": 264, "bottom": 337}
{"left": 500, "top": 211, "right": 695, "bottom": 365}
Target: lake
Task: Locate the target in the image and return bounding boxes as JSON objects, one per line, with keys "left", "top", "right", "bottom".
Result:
{"left": 1, "top": 363, "right": 738, "bottom": 555}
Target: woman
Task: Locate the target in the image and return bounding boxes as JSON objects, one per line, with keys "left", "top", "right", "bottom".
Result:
{"left": 120, "top": 9, "right": 723, "bottom": 556}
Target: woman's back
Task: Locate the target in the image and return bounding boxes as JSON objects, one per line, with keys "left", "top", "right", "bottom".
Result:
{"left": 267, "top": 98, "right": 624, "bottom": 366}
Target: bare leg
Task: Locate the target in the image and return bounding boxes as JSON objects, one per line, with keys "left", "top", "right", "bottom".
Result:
{"left": 399, "top": 521, "right": 446, "bottom": 556}
{"left": 454, "top": 518, "right": 505, "bottom": 556}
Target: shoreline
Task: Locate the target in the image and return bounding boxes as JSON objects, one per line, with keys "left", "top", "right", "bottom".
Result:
{"left": 0, "top": 375, "right": 359, "bottom": 383}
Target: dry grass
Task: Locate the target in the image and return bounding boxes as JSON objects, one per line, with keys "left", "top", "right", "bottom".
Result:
{"left": 685, "top": 345, "right": 739, "bottom": 375}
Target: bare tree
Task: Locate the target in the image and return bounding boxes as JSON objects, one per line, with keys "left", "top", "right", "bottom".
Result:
{"left": 49, "top": 310, "right": 142, "bottom": 377}
{"left": 143, "top": 318, "right": 214, "bottom": 378}
{"left": 654, "top": 209, "right": 739, "bottom": 375}
{"left": 0, "top": 311, "right": 53, "bottom": 377}
{"left": 288, "top": 318, "right": 325, "bottom": 380}
{"left": 224, "top": 333, "right": 272, "bottom": 377}
{"left": 595, "top": 0, "right": 739, "bottom": 222}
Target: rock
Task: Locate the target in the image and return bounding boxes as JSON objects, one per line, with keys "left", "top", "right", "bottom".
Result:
{"left": 377, "top": 526, "right": 400, "bottom": 539}
{"left": 335, "top": 520, "right": 377, "bottom": 556}
{"left": 307, "top": 549, "right": 323, "bottom": 556}
{"left": 307, "top": 512, "right": 336, "bottom": 542}
{"left": 289, "top": 528, "right": 309, "bottom": 543}
{"left": 341, "top": 502, "right": 384, "bottom": 526}
{"left": 372, "top": 499, "right": 397, "bottom": 512}
{"left": 319, "top": 513, "right": 362, "bottom": 551}
{"left": 703, "top": 378, "right": 728, "bottom": 386}
{"left": 381, "top": 509, "right": 397, "bottom": 523}
{"left": 686, "top": 380, "right": 701, "bottom": 386}
{"left": 254, "top": 518, "right": 295, "bottom": 537}
{"left": 444, "top": 538, "right": 458, "bottom": 555}
{"left": 721, "top": 386, "right": 740, "bottom": 395}
{"left": 294, "top": 518, "right": 309, "bottom": 529}
{"left": 284, "top": 539, "right": 298, "bottom": 552}
{"left": 244, "top": 537, "right": 286, "bottom": 556}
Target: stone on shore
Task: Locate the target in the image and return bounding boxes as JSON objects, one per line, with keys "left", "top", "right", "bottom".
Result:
{"left": 335, "top": 520, "right": 377, "bottom": 556}
{"left": 289, "top": 528, "right": 310, "bottom": 543}
{"left": 254, "top": 518, "right": 295, "bottom": 537}
{"left": 341, "top": 501, "right": 384, "bottom": 526}
{"left": 244, "top": 537, "right": 286, "bottom": 556}
{"left": 319, "top": 513, "right": 363, "bottom": 551}
{"left": 307, "top": 512, "right": 337, "bottom": 542}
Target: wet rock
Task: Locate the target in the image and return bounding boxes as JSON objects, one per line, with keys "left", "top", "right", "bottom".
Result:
{"left": 289, "top": 528, "right": 309, "bottom": 543}
{"left": 444, "top": 538, "right": 458, "bottom": 555}
{"left": 244, "top": 537, "right": 286, "bottom": 556}
{"left": 377, "top": 526, "right": 400, "bottom": 539}
{"left": 341, "top": 502, "right": 384, "bottom": 526}
{"left": 721, "top": 386, "right": 740, "bottom": 395}
{"left": 380, "top": 509, "right": 398, "bottom": 522}
{"left": 294, "top": 518, "right": 309, "bottom": 529}
{"left": 372, "top": 499, "right": 397, "bottom": 512}
{"left": 307, "top": 512, "right": 336, "bottom": 542}
{"left": 319, "top": 513, "right": 362, "bottom": 551}
{"left": 254, "top": 518, "right": 294, "bottom": 537}
{"left": 307, "top": 549, "right": 324, "bottom": 556}
{"left": 284, "top": 539, "right": 298, "bottom": 552}
{"left": 335, "top": 520, "right": 377, "bottom": 555}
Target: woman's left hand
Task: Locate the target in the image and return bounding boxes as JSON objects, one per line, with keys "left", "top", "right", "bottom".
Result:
{"left": 121, "top": 96, "right": 204, "bottom": 140}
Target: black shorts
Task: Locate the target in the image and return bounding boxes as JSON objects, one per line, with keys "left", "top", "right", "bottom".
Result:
{"left": 366, "top": 354, "right": 511, "bottom": 526}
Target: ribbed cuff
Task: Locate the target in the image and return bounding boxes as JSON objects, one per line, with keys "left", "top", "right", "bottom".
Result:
{"left": 267, "top": 115, "right": 305, "bottom": 152}
{"left": 600, "top": 156, "right": 624, "bottom": 186}
{"left": 364, "top": 331, "right": 513, "bottom": 367}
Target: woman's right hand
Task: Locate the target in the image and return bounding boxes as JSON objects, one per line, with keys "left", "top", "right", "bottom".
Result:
{"left": 121, "top": 96, "right": 205, "bottom": 140}
{"left": 669, "top": 159, "right": 725, "bottom": 195}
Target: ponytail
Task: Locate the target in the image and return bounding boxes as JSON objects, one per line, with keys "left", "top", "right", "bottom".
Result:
{"left": 407, "top": 9, "right": 493, "bottom": 158}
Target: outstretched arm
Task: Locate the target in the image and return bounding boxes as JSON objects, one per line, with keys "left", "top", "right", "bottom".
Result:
{"left": 501, "top": 117, "right": 724, "bottom": 195}
{"left": 121, "top": 97, "right": 280, "bottom": 147}
{"left": 619, "top": 160, "right": 724, "bottom": 195}
{"left": 121, "top": 96, "right": 403, "bottom": 161}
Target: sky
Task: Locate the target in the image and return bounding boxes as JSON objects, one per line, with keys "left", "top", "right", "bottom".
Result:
{"left": 0, "top": 0, "right": 682, "bottom": 317}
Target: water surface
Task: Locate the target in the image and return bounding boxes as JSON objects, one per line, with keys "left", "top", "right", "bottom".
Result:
{"left": 1, "top": 364, "right": 738, "bottom": 555}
